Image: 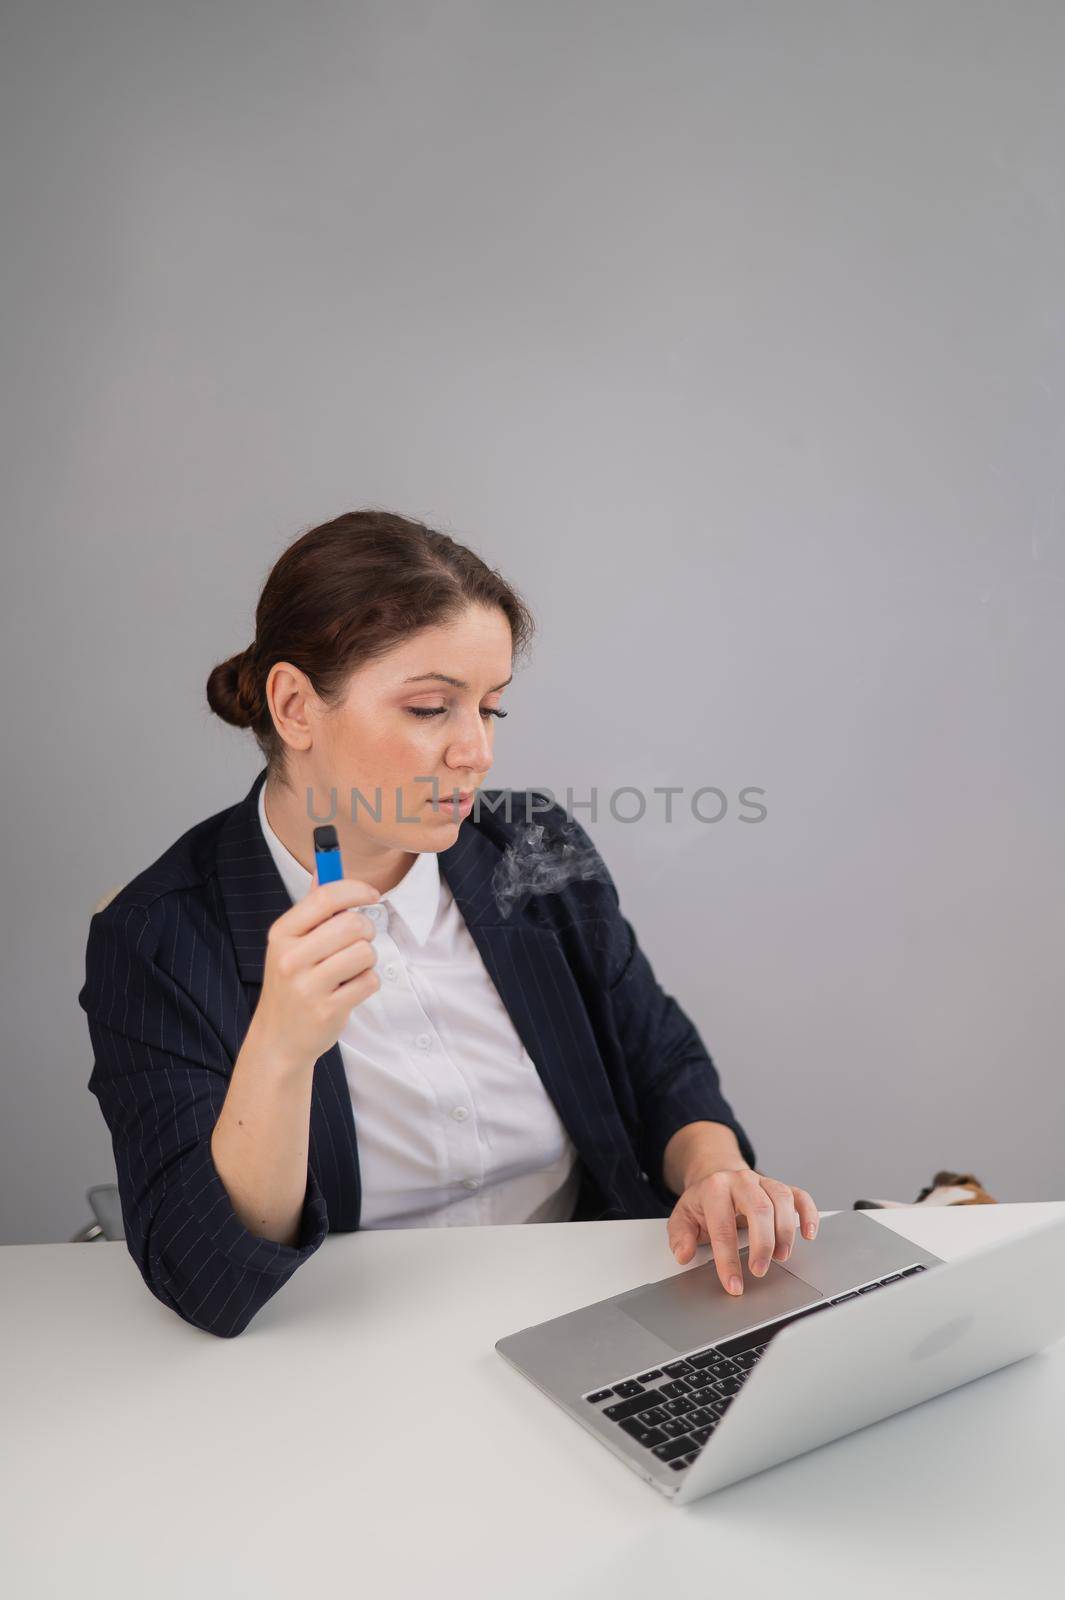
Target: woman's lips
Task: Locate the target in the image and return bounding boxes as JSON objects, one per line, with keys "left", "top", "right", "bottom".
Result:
{"left": 426, "top": 789, "right": 474, "bottom": 810}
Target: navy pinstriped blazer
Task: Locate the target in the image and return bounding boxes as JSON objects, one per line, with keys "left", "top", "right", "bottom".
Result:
{"left": 78, "top": 768, "right": 756, "bottom": 1338}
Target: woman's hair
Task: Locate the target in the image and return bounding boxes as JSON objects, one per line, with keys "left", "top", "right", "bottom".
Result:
{"left": 206, "top": 509, "right": 536, "bottom": 788}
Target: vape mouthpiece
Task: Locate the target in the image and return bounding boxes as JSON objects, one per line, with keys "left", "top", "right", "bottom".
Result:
{"left": 313, "top": 825, "right": 339, "bottom": 853}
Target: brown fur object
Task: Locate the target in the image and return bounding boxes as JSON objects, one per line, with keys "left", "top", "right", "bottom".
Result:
{"left": 854, "top": 1170, "right": 998, "bottom": 1209}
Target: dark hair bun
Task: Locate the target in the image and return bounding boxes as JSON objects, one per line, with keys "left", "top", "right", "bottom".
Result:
{"left": 206, "top": 646, "right": 259, "bottom": 729}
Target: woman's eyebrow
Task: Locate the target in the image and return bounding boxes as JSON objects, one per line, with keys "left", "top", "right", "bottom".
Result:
{"left": 401, "top": 672, "right": 513, "bottom": 692}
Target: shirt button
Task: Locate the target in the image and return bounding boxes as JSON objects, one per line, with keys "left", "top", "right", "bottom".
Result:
{"left": 415, "top": 1033, "right": 432, "bottom": 1050}
{"left": 384, "top": 963, "right": 399, "bottom": 981}
{"left": 363, "top": 904, "right": 384, "bottom": 922}
{"left": 451, "top": 1106, "right": 469, "bottom": 1121}
{"left": 461, "top": 1178, "right": 480, "bottom": 1190}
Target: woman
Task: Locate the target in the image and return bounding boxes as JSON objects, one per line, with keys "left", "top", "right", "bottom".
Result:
{"left": 79, "top": 509, "right": 818, "bottom": 1338}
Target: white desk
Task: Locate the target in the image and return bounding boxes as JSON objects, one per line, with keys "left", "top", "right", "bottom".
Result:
{"left": 2, "top": 1203, "right": 1062, "bottom": 1599}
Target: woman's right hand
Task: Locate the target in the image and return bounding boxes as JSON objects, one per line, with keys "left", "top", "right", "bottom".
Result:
{"left": 250, "top": 877, "right": 384, "bottom": 1070}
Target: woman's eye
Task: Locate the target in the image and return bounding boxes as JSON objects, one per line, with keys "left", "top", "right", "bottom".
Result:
{"left": 405, "top": 707, "right": 508, "bottom": 720}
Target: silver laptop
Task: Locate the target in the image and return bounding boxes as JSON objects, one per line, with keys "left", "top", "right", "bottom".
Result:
{"left": 495, "top": 1206, "right": 1065, "bottom": 1504}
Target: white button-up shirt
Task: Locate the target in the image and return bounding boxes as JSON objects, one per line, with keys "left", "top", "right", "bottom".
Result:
{"left": 258, "top": 784, "right": 582, "bottom": 1228}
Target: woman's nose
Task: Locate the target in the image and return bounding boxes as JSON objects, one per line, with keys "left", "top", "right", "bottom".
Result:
{"left": 447, "top": 720, "right": 493, "bottom": 772}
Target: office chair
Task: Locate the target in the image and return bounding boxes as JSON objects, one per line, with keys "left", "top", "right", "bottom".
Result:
{"left": 71, "top": 1184, "right": 125, "bottom": 1242}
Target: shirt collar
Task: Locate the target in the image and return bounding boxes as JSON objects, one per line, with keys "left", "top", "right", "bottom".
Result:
{"left": 256, "top": 781, "right": 441, "bottom": 947}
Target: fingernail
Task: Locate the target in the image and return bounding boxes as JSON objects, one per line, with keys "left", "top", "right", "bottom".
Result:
{"left": 728, "top": 1276, "right": 743, "bottom": 1295}
{"left": 751, "top": 1259, "right": 767, "bottom": 1275}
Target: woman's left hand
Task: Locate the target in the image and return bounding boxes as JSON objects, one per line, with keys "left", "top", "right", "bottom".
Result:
{"left": 666, "top": 1165, "right": 820, "bottom": 1296}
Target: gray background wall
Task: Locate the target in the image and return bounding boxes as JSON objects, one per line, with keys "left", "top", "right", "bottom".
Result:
{"left": 2, "top": 0, "right": 1063, "bottom": 1245}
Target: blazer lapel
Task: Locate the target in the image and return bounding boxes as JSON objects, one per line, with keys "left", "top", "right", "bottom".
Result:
{"left": 437, "top": 817, "right": 640, "bottom": 1214}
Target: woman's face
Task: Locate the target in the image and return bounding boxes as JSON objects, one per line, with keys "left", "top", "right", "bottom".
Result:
{"left": 301, "top": 603, "right": 514, "bottom": 853}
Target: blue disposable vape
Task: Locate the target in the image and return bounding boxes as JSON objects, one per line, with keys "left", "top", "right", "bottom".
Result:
{"left": 314, "top": 826, "right": 379, "bottom": 930}
{"left": 313, "top": 825, "right": 344, "bottom": 884}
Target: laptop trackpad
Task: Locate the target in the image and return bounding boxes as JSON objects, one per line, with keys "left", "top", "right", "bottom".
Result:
{"left": 613, "top": 1259, "right": 823, "bottom": 1352}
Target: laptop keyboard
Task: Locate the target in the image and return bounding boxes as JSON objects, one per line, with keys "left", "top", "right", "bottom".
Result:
{"left": 583, "top": 1263, "right": 928, "bottom": 1473}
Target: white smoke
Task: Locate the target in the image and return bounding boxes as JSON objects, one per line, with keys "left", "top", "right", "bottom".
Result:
{"left": 490, "top": 815, "right": 613, "bottom": 919}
